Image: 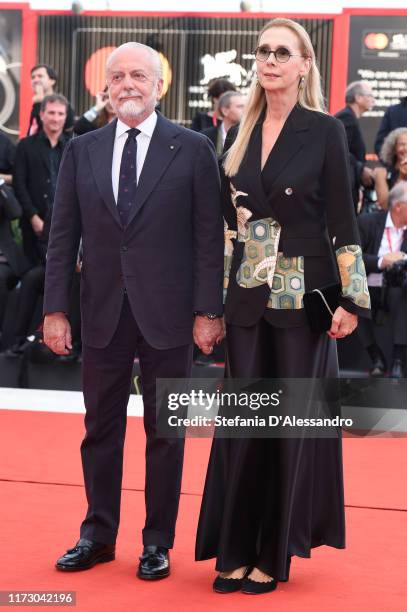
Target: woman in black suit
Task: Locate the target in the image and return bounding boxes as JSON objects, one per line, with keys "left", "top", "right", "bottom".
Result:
{"left": 195, "top": 18, "right": 371, "bottom": 595}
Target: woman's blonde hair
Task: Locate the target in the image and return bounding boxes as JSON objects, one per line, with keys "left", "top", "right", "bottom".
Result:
{"left": 380, "top": 127, "right": 407, "bottom": 168}
{"left": 224, "top": 18, "right": 326, "bottom": 177}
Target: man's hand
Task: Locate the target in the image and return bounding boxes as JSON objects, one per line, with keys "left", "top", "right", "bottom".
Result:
{"left": 32, "top": 83, "right": 45, "bottom": 103}
{"left": 380, "top": 251, "right": 405, "bottom": 269}
{"left": 30, "top": 214, "right": 44, "bottom": 236}
{"left": 327, "top": 306, "right": 358, "bottom": 339}
{"left": 43, "top": 312, "right": 72, "bottom": 355}
{"left": 193, "top": 315, "right": 224, "bottom": 355}
{"left": 361, "top": 166, "right": 374, "bottom": 187}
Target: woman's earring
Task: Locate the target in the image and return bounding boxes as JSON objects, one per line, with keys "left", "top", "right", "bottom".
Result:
{"left": 299, "top": 76, "right": 305, "bottom": 88}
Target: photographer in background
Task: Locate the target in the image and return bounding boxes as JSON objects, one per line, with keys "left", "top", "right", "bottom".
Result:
{"left": 357, "top": 181, "right": 407, "bottom": 378}
{"left": 0, "top": 180, "right": 29, "bottom": 349}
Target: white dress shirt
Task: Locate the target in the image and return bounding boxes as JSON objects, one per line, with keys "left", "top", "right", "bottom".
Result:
{"left": 111, "top": 111, "right": 158, "bottom": 203}
{"left": 368, "top": 211, "right": 407, "bottom": 287}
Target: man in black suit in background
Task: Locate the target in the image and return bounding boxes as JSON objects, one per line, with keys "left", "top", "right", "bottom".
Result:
{"left": 335, "top": 81, "right": 375, "bottom": 211}
{"left": 357, "top": 181, "right": 407, "bottom": 378}
{"left": 202, "top": 91, "right": 246, "bottom": 155}
{"left": 43, "top": 42, "right": 224, "bottom": 580}
{"left": 13, "top": 94, "right": 69, "bottom": 266}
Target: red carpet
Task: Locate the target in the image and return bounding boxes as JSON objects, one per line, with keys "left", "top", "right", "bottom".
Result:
{"left": 1, "top": 409, "right": 407, "bottom": 610}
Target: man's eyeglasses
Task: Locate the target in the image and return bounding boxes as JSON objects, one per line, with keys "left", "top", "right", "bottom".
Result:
{"left": 254, "top": 45, "right": 306, "bottom": 63}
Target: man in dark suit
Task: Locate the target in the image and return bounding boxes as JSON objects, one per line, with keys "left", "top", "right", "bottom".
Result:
{"left": 335, "top": 81, "right": 375, "bottom": 211}
{"left": 375, "top": 95, "right": 407, "bottom": 158}
{"left": 357, "top": 181, "right": 407, "bottom": 378}
{"left": 0, "top": 181, "right": 29, "bottom": 347}
{"left": 202, "top": 91, "right": 246, "bottom": 155}
{"left": 13, "top": 94, "right": 70, "bottom": 266}
{"left": 43, "top": 42, "right": 224, "bottom": 579}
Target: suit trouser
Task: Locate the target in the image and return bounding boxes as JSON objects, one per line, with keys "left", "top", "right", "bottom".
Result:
{"left": 358, "top": 286, "right": 407, "bottom": 349}
{"left": 79, "top": 294, "right": 193, "bottom": 548}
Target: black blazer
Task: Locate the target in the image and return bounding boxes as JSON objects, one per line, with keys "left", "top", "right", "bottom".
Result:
{"left": 222, "top": 105, "right": 370, "bottom": 328}
{"left": 357, "top": 211, "right": 407, "bottom": 275}
{"left": 335, "top": 106, "right": 366, "bottom": 163}
{"left": 43, "top": 113, "right": 224, "bottom": 350}
{"left": 375, "top": 97, "right": 407, "bottom": 157}
{"left": 0, "top": 185, "right": 29, "bottom": 277}
{"left": 13, "top": 132, "right": 69, "bottom": 220}
{"left": 335, "top": 106, "right": 366, "bottom": 206}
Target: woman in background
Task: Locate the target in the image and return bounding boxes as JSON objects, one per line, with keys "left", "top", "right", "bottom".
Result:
{"left": 73, "top": 87, "right": 116, "bottom": 136}
{"left": 191, "top": 78, "right": 236, "bottom": 132}
{"left": 374, "top": 127, "right": 407, "bottom": 209}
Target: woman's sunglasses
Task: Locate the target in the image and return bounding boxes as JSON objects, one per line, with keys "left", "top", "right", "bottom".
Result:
{"left": 254, "top": 45, "right": 306, "bottom": 63}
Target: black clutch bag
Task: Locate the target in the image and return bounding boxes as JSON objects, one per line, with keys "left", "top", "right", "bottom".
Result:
{"left": 303, "top": 284, "right": 341, "bottom": 333}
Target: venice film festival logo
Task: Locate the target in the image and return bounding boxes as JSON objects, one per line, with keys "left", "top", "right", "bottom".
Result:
{"left": 189, "top": 49, "right": 256, "bottom": 113}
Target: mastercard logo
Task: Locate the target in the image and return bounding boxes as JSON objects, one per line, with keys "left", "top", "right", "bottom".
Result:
{"left": 364, "top": 33, "right": 389, "bottom": 50}
{"left": 84, "top": 46, "right": 172, "bottom": 98}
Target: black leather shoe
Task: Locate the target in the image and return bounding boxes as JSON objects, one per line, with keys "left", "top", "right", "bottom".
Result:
{"left": 370, "top": 355, "right": 387, "bottom": 377}
{"left": 137, "top": 546, "right": 170, "bottom": 580}
{"left": 55, "top": 539, "right": 115, "bottom": 571}
{"left": 241, "top": 576, "right": 278, "bottom": 595}
{"left": 390, "top": 358, "right": 404, "bottom": 379}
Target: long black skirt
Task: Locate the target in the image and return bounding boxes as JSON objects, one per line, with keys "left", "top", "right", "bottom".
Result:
{"left": 195, "top": 317, "right": 345, "bottom": 581}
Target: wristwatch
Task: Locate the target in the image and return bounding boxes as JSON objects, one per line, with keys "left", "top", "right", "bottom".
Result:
{"left": 194, "top": 311, "right": 222, "bottom": 320}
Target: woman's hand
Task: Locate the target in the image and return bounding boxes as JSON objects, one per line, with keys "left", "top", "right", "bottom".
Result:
{"left": 327, "top": 306, "right": 357, "bottom": 339}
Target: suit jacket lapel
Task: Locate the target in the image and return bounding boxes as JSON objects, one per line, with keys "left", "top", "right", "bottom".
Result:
{"left": 232, "top": 105, "right": 311, "bottom": 221}
{"left": 126, "top": 113, "right": 181, "bottom": 226}
{"left": 261, "top": 104, "right": 311, "bottom": 198}
{"left": 233, "top": 121, "right": 268, "bottom": 213}
{"left": 87, "top": 119, "right": 121, "bottom": 227}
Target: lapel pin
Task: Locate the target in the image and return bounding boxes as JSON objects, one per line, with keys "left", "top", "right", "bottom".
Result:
{"left": 169, "top": 144, "right": 175, "bottom": 150}
{"left": 285, "top": 187, "right": 293, "bottom": 196}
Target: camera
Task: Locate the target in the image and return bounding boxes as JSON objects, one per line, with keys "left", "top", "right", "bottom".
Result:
{"left": 383, "top": 258, "right": 407, "bottom": 288}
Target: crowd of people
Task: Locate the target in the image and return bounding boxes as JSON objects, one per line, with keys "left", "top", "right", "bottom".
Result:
{"left": 0, "top": 61, "right": 406, "bottom": 376}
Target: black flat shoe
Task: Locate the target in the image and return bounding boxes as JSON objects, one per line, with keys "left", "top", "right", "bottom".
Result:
{"left": 137, "top": 546, "right": 170, "bottom": 580}
{"left": 55, "top": 538, "right": 115, "bottom": 571}
{"left": 241, "top": 576, "right": 278, "bottom": 595}
{"left": 213, "top": 568, "right": 250, "bottom": 593}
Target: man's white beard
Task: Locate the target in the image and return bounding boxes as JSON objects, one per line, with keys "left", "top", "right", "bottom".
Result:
{"left": 118, "top": 99, "right": 145, "bottom": 120}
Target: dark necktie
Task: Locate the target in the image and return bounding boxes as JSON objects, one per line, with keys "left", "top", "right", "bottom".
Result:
{"left": 117, "top": 127, "right": 140, "bottom": 226}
